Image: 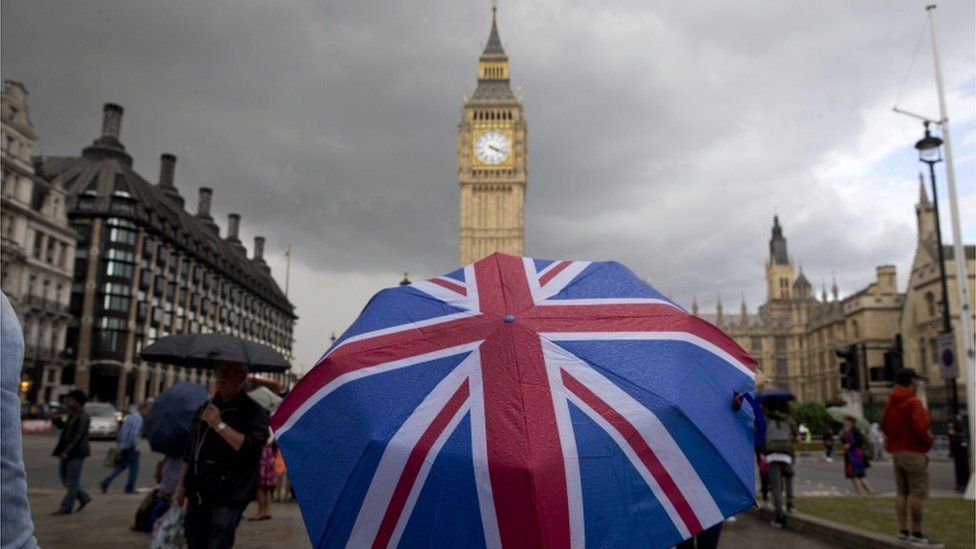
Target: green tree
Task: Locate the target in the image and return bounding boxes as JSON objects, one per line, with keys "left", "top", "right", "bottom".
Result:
{"left": 790, "top": 400, "right": 827, "bottom": 435}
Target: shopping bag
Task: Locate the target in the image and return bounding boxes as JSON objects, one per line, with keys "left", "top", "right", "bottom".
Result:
{"left": 150, "top": 504, "right": 185, "bottom": 549}
{"left": 103, "top": 447, "right": 120, "bottom": 468}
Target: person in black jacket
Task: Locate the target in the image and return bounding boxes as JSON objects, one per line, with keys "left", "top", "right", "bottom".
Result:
{"left": 52, "top": 389, "right": 92, "bottom": 515}
{"left": 176, "top": 361, "right": 269, "bottom": 549}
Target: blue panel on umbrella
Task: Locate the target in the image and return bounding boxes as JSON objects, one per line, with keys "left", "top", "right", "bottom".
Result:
{"left": 547, "top": 262, "right": 679, "bottom": 307}
{"left": 533, "top": 258, "right": 555, "bottom": 272}
{"left": 398, "top": 413, "right": 486, "bottom": 548}
{"left": 569, "top": 402, "right": 683, "bottom": 548}
{"left": 556, "top": 339, "right": 756, "bottom": 497}
{"left": 441, "top": 267, "right": 466, "bottom": 283}
{"left": 279, "top": 351, "right": 471, "bottom": 547}
{"left": 333, "top": 287, "right": 468, "bottom": 348}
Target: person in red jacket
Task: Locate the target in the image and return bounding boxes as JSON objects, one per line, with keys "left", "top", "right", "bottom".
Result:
{"left": 881, "top": 368, "right": 935, "bottom": 545}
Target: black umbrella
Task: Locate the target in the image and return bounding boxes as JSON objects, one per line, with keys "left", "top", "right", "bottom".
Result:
{"left": 140, "top": 333, "right": 290, "bottom": 372}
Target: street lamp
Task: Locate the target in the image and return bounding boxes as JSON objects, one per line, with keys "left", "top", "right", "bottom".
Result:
{"left": 914, "top": 121, "right": 968, "bottom": 491}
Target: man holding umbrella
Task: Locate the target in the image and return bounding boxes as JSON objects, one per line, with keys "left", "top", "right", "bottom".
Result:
{"left": 175, "top": 361, "right": 269, "bottom": 549}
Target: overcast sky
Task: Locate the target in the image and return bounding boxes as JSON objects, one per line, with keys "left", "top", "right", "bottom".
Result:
{"left": 3, "top": 1, "right": 974, "bottom": 372}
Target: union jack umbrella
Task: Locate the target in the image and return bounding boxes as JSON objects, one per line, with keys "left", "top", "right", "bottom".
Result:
{"left": 272, "top": 253, "right": 758, "bottom": 548}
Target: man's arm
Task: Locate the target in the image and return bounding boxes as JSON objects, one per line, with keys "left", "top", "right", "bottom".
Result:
{"left": 911, "top": 400, "right": 934, "bottom": 450}
{"left": 200, "top": 403, "right": 246, "bottom": 452}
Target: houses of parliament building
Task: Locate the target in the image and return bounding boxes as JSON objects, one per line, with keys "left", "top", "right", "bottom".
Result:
{"left": 455, "top": 9, "right": 973, "bottom": 424}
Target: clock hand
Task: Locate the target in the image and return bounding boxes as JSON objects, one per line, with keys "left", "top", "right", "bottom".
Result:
{"left": 489, "top": 145, "right": 501, "bottom": 153}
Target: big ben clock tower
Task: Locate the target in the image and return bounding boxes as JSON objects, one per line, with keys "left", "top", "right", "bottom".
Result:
{"left": 458, "top": 6, "right": 526, "bottom": 265}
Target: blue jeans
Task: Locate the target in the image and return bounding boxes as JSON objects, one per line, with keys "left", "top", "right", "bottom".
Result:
{"left": 184, "top": 500, "right": 244, "bottom": 549}
{"left": 58, "top": 457, "right": 91, "bottom": 512}
{"left": 1, "top": 291, "right": 37, "bottom": 546}
{"left": 102, "top": 448, "right": 140, "bottom": 492}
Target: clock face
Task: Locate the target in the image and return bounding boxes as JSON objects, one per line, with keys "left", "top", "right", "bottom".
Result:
{"left": 475, "top": 131, "right": 511, "bottom": 165}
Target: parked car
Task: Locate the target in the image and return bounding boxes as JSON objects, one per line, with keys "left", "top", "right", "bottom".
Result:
{"left": 85, "top": 402, "right": 122, "bottom": 439}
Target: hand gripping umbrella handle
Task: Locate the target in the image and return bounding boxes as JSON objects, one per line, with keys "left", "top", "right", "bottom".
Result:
{"left": 733, "top": 391, "right": 766, "bottom": 450}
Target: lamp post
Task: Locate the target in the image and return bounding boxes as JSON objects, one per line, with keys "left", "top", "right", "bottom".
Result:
{"left": 915, "top": 121, "right": 969, "bottom": 491}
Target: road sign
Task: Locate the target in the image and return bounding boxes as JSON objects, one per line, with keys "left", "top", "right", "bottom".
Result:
{"left": 937, "top": 332, "right": 958, "bottom": 379}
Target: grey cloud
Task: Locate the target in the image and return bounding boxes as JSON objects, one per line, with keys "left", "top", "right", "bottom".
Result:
{"left": 2, "top": 0, "right": 973, "bottom": 367}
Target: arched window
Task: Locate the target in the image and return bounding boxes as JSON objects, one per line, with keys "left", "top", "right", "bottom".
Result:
{"left": 851, "top": 320, "right": 859, "bottom": 340}
{"left": 919, "top": 338, "right": 927, "bottom": 368}
{"left": 929, "top": 337, "right": 938, "bottom": 365}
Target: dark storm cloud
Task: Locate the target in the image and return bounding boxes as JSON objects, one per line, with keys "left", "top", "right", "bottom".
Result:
{"left": 3, "top": 0, "right": 973, "bottom": 367}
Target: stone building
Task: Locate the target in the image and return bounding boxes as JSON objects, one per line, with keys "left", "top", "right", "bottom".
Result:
{"left": 699, "top": 216, "right": 904, "bottom": 415}
{"left": 899, "top": 182, "right": 975, "bottom": 425}
{"left": 33, "top": 102, "right": 297, "bottom": 405}
{"left": 699, "top": 191, "right": 973, "bottom": 424}
{"left": 458, "top": 7, "right": 527, "bottom": 265}
{"left": 0, "top": 81, "right": 76, "bottom": 403}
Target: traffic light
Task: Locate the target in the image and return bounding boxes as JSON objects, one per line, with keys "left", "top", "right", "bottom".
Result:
{"left": 882, "top": 335, "right": 903, "bottom": 381}
{"left": 836, "top": 345, "right": 860, "bottom": 390}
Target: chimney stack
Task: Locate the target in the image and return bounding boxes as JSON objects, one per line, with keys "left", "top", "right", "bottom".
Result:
{"left": 158, "top": 154, "right": 176, "bottom": 188}
{"left": 253, "top": 237, "right": 265, "bottom": 261}
{"left": 227, "top": 213, "right": 241, "bottom": 242}
{"left": 101, "top": 103, "right": 124, "bottom": 140}
{"left": 197, "top": 187, "right": 214, "bottom": 218}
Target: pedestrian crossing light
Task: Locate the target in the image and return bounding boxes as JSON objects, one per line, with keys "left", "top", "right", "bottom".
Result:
{"left": 836, "top": 345, "right": 860, "bottom": 391}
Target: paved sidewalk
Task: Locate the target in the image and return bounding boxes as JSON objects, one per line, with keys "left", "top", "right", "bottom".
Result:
{"left": 29, "top": 489, "right": 839, "bottom": 548}
{"left": 29, "top": 490, "right": 312, "bottom": 548}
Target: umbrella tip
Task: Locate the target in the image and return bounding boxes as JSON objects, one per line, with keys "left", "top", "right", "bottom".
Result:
{"left": 503, "top": 314, "right": 515, "bottom": 323}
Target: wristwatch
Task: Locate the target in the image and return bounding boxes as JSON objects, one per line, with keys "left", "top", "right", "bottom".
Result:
{"left": 216, "top": 421, "right": 227, "bottom": 432}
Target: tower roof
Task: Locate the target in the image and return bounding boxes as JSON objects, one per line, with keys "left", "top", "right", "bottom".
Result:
{"left": 917, "top": 173, "right": 931, "bottom": 208}
{"left": 769, "top": 215, "right": 789, "bottom": 265}
{"left": 482, "top": 6, "right": 506, "bottom": 57}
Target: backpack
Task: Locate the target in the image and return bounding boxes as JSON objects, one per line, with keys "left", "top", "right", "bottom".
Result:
{"left": 857, "top": 428, "right": 874, "bottom": 466}
{"left": 765, "top": 418, "right": 793, "bottom": 454}
{"left": 134, "top": 489, "right": 171, "bottom": 533}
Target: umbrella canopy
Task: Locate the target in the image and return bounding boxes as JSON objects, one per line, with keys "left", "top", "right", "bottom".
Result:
{"left": 272, "top": 253, "right": 758, "bottom": 548}
{"left": 140, "top": 333, "right": 290, "bottom": 372}
{"left": 248, "top": 386, "right": 283, "bottom": 411}
{"left": 144, "top": 381, "right": 209, "bottom": 458}
{"left": 826, "top": 406, "right": 870, "bottom": 431}
{"left": 756, "top": 387, "right": 796, "bottom": 403}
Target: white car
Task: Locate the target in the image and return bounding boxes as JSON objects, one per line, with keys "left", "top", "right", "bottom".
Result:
{"left": 84, "top": 402, "right": 122, "bottom": 439}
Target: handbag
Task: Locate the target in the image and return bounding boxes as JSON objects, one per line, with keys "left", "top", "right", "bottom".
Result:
{"left": 151, "top": 504, "right": 185, "bottom": 549}
{"left": 104, "top": 447, "right": 121, "bottom": 468}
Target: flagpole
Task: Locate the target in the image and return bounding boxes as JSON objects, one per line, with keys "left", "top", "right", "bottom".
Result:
{"left": 285, "top": 244, "right": 292, "bottom": 299}
{"left": 924, "top": 4, "right": 976, "bottom": 500}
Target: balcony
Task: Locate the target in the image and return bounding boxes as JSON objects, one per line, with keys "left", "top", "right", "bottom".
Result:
{"left": 22, "top": 295, "right": 70, "bottom": 316}
{"left": 22, "top": 345, "right": 69, "bottom": 362}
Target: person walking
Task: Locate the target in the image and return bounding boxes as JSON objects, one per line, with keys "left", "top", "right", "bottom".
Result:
{"left": 175, "top": 362, "right": 269, "bottom": 549}
{"left": 882, "top": 368, "right": 935, "bottom": 545}
{"left": 100, "top": 402, "right": 149, "bottom": 494}
{"left": 841, "top": 416, "right": 875, "bottom": 495}
{"left": 52, "top": 389, "right": 93, "bottom": 515}
{"left": 869, "top": 422, "right": 885, "bottom": 462}
{"left": 248, "top": 427, "right": 276, "bottom": 521}
{"left": 762, "top": 399, "right": 797, "bottom": 528}
{"left": 822, "top": 424, "right": 835, "bottom": 462}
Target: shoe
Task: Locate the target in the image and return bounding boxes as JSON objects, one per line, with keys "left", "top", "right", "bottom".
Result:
{"left": 52, "top": 508, "right": 71, "bottom": 516}
{"left": 770, "top": 517, "right": 785, "bottom": 529}
{"left": 76, "top": 498, "right": 91, "bottom": 512}
{"left": 909, "top": 532, "right": 936, "bottom": 545}
{"left": 786, "top": 503, "right": 795, "bottom": 514}
{"left": 99, "top": 481, "right": 108, "bottom": 494}
{"left": 897, "top": 530, "right": 910, "bottom": 540}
